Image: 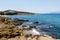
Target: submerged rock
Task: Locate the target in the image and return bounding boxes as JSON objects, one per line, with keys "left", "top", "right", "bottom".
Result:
{"left": 33, "top": 22, "right": 39, "bottom": 24}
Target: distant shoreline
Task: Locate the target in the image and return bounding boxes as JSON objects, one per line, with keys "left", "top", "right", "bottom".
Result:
{"left": 0, "top": 10, "right": 35, "bottom": 15}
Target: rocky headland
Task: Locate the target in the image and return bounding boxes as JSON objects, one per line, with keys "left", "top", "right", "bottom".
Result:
{"left": 0, "top": 10, "right": 35, "bottom": 15}
{"left": 0, "top": 16, "right": 55, "bottom": 40}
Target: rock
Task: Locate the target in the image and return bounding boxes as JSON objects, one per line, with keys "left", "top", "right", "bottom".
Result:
{"left": 14, "top": 18, "right": 29, "bottom": 22}
{"left": 33, "top": 22, "right": 39, "bottom": 24}
{"left": 20, "top": 36, "right": 26, "bottom": 40}
{"left": 0, "top": 38, "right": 7, "bottom": 40}
{"left": 27, "top": 37, "right": 32, "bottom": 40}
{"left": 0, "top": 25, "right": 22, "bottom": 38}
{"left": 38, "top": 35, "right": 55, "bottom": 40}
{"left": 33, "top": 22, "right": 42, "bottom": 25}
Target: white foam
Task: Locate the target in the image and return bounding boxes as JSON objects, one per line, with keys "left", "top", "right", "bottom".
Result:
{"left": 29, "top": 28, "right": 40, "bottom": 35}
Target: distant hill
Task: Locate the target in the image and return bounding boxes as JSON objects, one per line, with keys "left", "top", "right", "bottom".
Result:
{"left": 0, "top": 10, "right": 35, "bottom": 15}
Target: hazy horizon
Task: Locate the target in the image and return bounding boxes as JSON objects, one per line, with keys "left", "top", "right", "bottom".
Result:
{"left": 0, "top": 0, "right": 60, "bottom": 13}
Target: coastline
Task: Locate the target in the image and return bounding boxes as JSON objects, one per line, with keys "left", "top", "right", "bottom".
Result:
{"left": 0, "top": 10, "right": 35, "bottom": 15}
{"left": 0, "top": 16, "right": 56, "bottom": 40}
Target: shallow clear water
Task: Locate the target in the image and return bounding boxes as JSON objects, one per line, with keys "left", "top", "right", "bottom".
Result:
{"left": 7, "top": 14, "right": 60, "bottom": 38}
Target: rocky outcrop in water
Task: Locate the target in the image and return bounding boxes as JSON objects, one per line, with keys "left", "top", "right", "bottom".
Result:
{"left": 0, "top": 16, "right": 29, "bottom": 26}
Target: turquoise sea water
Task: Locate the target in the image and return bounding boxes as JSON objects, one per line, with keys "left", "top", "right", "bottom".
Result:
{"left": 8, "top": 14, "right": 60, "bottom": 38}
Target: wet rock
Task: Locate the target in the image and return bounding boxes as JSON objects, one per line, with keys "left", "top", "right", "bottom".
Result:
{"left": 14, "top": 18, "right": 29, "bottom": 22}
{"left": 33, "top": 22, "right": 42, "bottom": 25}
{"left": 33, "top": 22, "right": 39, "bottom": 24}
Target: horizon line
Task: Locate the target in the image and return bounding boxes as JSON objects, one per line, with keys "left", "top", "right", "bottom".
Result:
{"left": 0, "top": 9, "right": 60, "bottom": 14}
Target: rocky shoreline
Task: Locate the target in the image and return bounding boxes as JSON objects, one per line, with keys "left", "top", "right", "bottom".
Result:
{"left": 0, "top": 16, "right": 55, "bottom": 40}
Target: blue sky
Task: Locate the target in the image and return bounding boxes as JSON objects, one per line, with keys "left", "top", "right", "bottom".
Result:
{"left": 0, "top": 0, "right": 60, "bottom": 13}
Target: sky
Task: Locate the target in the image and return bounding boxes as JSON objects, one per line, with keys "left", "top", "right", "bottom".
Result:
{"left": 0, "top": 0, "right": 60, "bottom": 13}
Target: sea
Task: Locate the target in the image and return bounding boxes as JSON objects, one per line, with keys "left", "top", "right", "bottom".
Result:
{"left": 7, "top": 14, "right": 60, "bottom": 39}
